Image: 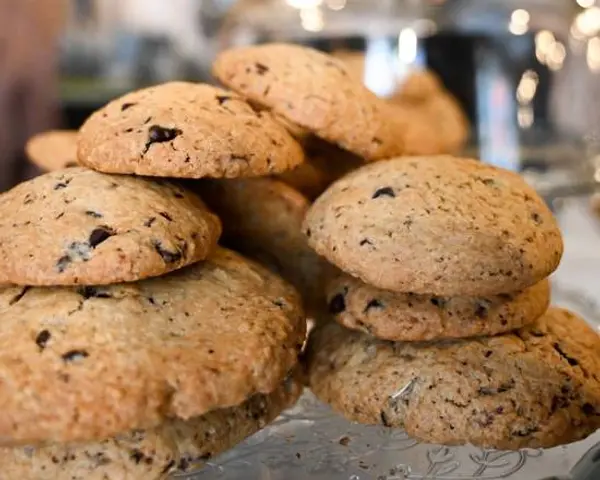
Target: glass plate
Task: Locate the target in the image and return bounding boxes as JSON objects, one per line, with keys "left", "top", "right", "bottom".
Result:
{"left": 177, "top": 283, "right": 600, "bottom": 480}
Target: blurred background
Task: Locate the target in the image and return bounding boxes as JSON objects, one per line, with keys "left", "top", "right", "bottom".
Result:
{"left": 3, "top": 0, "right": 600, "bottom": 197}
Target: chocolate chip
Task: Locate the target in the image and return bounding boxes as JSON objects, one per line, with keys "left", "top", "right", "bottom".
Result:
{"left": 35, "top": 330, "right": 51, "bottom": 350}
{"left": 143, "top": 125, "right": 182, "bottom": 153}
{"left": 144, "top": 217, "right": 156, "bottom": 227}
{"left": 78, "top": 287, "right": 111, "bottom": 299}
{"left": 305, "top": 228, "right": 311, "bottom": 238}
{"left": 153, "top": 241, "right": 182, "bottom": 263}
{"left": 430, "top": 297, "right": 447, "bottom": 308}
{"left": 9, "top": 286, "right": 30, "bottom": 305}
{"left": 216, "top": 95, "right": 231, "bottom": 105}
{"left": 359, "top": 238, "right": 373, "bottom": 246}
{"left": 372, "top": 187, "right": 395, "bottom": 199}
{"left": 121, "top": 102, "right": 136, "bottom": 111}
{"left": 255, "top": 62, "right": 269, "bottom": 75}
{"left": 474, "top": 300, "right": 491, "bottom": 319}
{"left": 62, "top": 350, "right": 89, "bottom": 362}
{"left": 328, "top": 293, "right": 346, "bottom": 314}
{"left": 513, "top": 426, "right": 539, "bottom": 437}
{"left": 54, "top": 182, "right": 68, "bottom": 190}
{"left": 553, "top": 343, "right": 579, "bottom": 366}
{"left": 582, "top": 403, "right": 598, "bottom": 415}
{"left": 130, "top": 449, "right": 147, "bottom": 464}
{"left": 56, "top": 255, "right": 71, "bottom": 273}
{"left": 364, "top": 299, "right": 384, "bottom": 313}
{"left": 159, "top": 212, "right": 173, "bottom": 222}
{"left": 531, "top": 212, "right": 542, "bottom": 225}
{"left": 85, "top": 211, "right": 103, "bottom": 218}
{"left": 484, "top": 350, "right": 493, "bottom": 358}
{"left": 89, "top": 227, "right": 115, "bottom": 248}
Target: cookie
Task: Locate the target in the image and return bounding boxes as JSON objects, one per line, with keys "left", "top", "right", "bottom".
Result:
{"left": 327, "top": 273, "right": 550, "bottom": 341}
{"left": 0, "top": 247, "right": 305, "bottom": 444}
{"left": 0, "top": 167, "right": 221, "bottom": 286}
{"left": 213, "top": 43, "right": 405, "bottom": 161}
{"left": 306, "top": 307, "right": 600, "bottom": 449}
{"left": 77, "top": 82, "right": 304, "bottom": 178}
{"left": 197, "top": 177, "right": 331, "bottom": 316}
{"left": 303, "top": 156, "right": 563, "bottom": 296}
{"left": 392, "top": 70, "right": 442, "bottom": 103}
{"left": 277, "top": 139, "right": 364, "bottom": 200}
{"left": 0, "top": 374, "right": 302, "bottom": 480}
{"left": 25, "top": 130, "right": 78, "bottom": 172}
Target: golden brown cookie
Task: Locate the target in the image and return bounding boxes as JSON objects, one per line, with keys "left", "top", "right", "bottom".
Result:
{"left": 305, "top": 307, "right": 600, "bottom": 449}
{"left": 303, "top": 156, "right": 563, "bottom": 296}
{"left": 197, "top": 177, "right": 331, "bottom": 316}
{"left": 77, "top": 82, "right": 304, "bottom": 178}
{"left": 277, "top": 139, "right": 364, "bottom": 200}
{"left": 0, "top": 374, "right": 302, "bottom": 480}
{"left": 327, "top": 272, "right": 550, "bottom": 341}
{"left": 0, "top": 247, "right": 305, "bottom": 445}
{"left": 25, "top": 130, "right": 78, "bottom": 172}
{"left": 0, "top": 168, "right": 221, "bottom": 286}
{"left": 213, "top": 43, "right": 405, "bottom": 161}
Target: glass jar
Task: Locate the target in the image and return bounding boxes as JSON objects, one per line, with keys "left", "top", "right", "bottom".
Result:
{"left": 218, "top": 0, "right": 600, "bottom": 200}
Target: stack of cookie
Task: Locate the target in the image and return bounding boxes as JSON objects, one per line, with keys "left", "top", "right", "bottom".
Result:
{"left": 303, "top": 156, "right": 600, "bottom": 450}
{"left": 0, "top": 81, "right": 310, "bottom": 478}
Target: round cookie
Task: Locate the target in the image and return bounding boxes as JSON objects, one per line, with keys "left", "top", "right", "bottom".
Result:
{"left": 0, "top": 167, "right": 222, "bottom": 286}
{"left": 213, "top": 43, "right": 405, "bottom": 161}
{"left": 327, "top": 273, "right": 550, "bottom": 341}
{"left": 0, "top": 374, "right": 302, "bottom": 480}
{"left": 197, "top": 177, "right": 331, "bottom": 315}
{"left": 0, "top": 247, "right": 305, "bottom": 444}
{"left": 305, "top": 307, "right": 600, "bottom": 450}
{"left": 77, "top": 82, "right": 304, "bottom": 178}
{"left": 25, "top": 130, "right": 78, "bottom": 172}
{"left": 303, "top": 156, "right": 563, "bottom": 296}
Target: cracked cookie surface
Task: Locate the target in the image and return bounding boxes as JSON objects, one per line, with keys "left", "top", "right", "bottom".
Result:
{"left": 303, "top": 156, "right": 563, "bottom": 296}
{"left": 25, "top": 130, "right": 79, "bottom": 172}
{"left": 326, "top": 273, "right": 550, "bottom": 341}
{"left": 0, "top": 247, "right": 304, "bottom": 445}
{"left": 0, "top": 167, "right": 221, "bottom": 286}
{"left": 305, "top": 308, "right": 600, "bottom": 449}
{"left": 77, "top": 82, "right": 304, "bottom": 178}
{"left": 0, "top": 374, "right": 302, "bottom": 480}
{"left": 213, "top": 43, "right": 405, "bottom": 161}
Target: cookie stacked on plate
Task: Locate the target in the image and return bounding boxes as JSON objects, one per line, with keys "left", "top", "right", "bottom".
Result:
{"left": 0, "top": 82, "right": 309, "bottom": 479}
{"left": 303, "top": 156, "right": 600, "bottom": 450}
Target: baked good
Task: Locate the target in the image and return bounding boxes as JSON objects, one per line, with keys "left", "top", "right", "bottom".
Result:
{"left": 25, "top": 130, "right": 78, "bottom": 171}
{"left": 327, "top": 272, "right": 550, "bottom": 341}
{"left": 305, "top": 307, "right": 600, "bottom": 449}
{"left": 0, "top": 167, "right": 221, "bottom": 286}
{"left": 0, "top": 374, "right": 302, "bottom": 479}
{"left": 213, "top": 43, "right": 405, "bottom": 161}
{"left": 197, "top": 177, "right": 331, "bottom": 315}
{"left": 277, "top": 139, "right": 363, "bottom": 200}
{"left": 303, "top": 156, "right": 563, "bottom": 296}
{"left": 77, "top": 82, "right": 304, "bottom": 178}
{"left": 0, "top": 248, "right": 305, "bottom": 444}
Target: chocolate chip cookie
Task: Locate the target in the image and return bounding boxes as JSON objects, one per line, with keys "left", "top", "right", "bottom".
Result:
{"left": 327, "top": 272, "right": 550, "bottom": 341}
{"left": 0, "top": 168, "right": 221, "bottom": 286}
{"left": 77, "top": 82, "right": 304, "bottom": 178}
{"left": 304, "top": 156, "right": 563, "bottom": 296}
{"left": 0, "top": 373, "right": 302, "bottom": 480}
{"left": 0, "top": 247, "right": 305, "bottom": 444}
{"left": 213, "top": 43, "right": 405, "bottom": 161}
{"left": 305, "top": 307, "right": 600, "bottom": 449}
{"left": 25, "top": 130, "right": 78, "bottom": 172}
{"left": 197, "top": 177, "right": 332, "bottom": 316}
